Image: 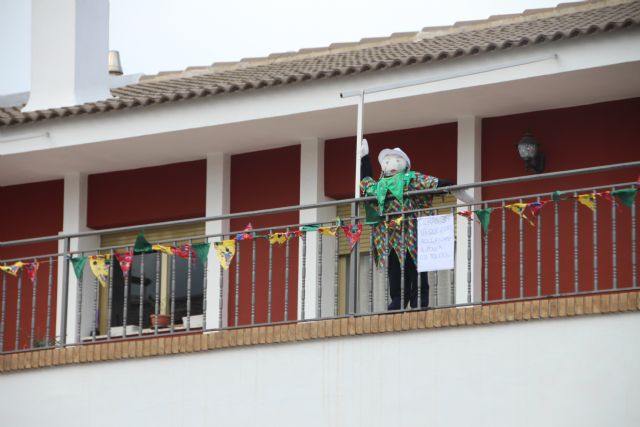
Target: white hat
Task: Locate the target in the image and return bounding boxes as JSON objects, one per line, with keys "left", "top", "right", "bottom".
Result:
{"left": 378, "top": 147, "right": 411, "bottom": 171}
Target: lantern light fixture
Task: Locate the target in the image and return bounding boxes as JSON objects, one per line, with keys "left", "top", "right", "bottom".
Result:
{"left": 516, "top": 131, "right": 545, "bottom": 174}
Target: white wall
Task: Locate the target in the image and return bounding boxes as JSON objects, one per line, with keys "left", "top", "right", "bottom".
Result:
{"left": 2, "top": 313, "right": 639, "bottom": 427}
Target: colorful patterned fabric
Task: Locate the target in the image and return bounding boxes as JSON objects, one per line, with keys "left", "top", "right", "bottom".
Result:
{"left": 361, "top": 172, "right": 438, "bottom": 267}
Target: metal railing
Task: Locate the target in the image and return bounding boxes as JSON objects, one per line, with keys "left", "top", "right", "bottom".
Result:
{"left": 0, "top": 161, "right": 638, "bottom": 354}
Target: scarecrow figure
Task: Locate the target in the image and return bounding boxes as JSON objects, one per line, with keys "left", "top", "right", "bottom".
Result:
{"left": 359, "top": 139, "right": 442, "bottom": 310}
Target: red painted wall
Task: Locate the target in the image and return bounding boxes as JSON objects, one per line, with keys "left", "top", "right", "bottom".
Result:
{"left": 482, "top": 98, "right": 640, "bottom": 300}
{"left": 229, "top": 145, "right": 300, "bottom": 326}
{"left": 325, "top": 123, "right": 458, "bottom": 199}
{"left": 0, "top": 180, "right": 63, "bottom": 351}
{"left": 87, "top": 160, "right": 206, "bottom": 229}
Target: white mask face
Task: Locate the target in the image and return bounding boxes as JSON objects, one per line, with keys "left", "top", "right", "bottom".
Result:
{"left": 380, "top": 154, "right": 407, "bottom": 177}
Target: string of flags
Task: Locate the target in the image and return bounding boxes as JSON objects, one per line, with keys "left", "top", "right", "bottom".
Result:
{"left": 457, "top": 186, "right": 637, "bottom": 233}
{"left": 2, "top": 185, "right": 636, "bottom": 281}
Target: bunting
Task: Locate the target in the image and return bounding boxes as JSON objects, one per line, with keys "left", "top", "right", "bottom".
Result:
{"left": 268, "top": 233, "right": 288, "bottom": 245}
{"left": 214, "top": 240, "right": 236, "bottom": 270}
{"left": 527, "top": 200, "right": 549, "bottom": 218}
{"left": 577, "top": 193, "right": 596, "bottom": 211}
{"left": 611, "top": 188, "right": 637, "bottom": 208}
{"left": 23, "top": 262, "right": 39, "bottom": 284}
{"left": 474, "top": 208, "right": 493, "bottom": 234}
{"left": 505, "top": 203, "right": 534, "bottom": 226}
{"left": 152, "top": 244, "right": 175, "bottom": 256}
{"left": 0, "top": 262, "right": 24, "bottom": 277}
{"left": 319, "top": 226, "right": 338, "bottom": 236}
{"left": 172, "top": 244, "right": 194, "bottom": 260}
{"left": 71, "top": 256, "right": 88, "bottom": 280}
{"left": 115, "top": 252, "right": 133, "bottom": 276}
{"left": 88, "top": 255, "right": 110, "bottom": 287}
{"left": 134, "top": 232, "right": 153, "bottom": 254}
{"left": 457, "top": 210, "right": 474, "bottom": 220}
{"left": 192, "top": 243, "right": 211, "bottom": 265}
{"left": 236, "top": 223, "right": 255, "bottom": 241}
{"left": 341, "top": 224, "right": 363, "bottom": 250}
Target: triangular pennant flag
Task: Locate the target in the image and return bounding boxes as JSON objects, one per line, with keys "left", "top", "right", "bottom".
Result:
{"left": 172, "top": 244, "right": 193, "bottom": 260}
{"left": 319, "top": 226, "right": 337, "bottom": 236}
{"left": 0, "top": 261, "right": 24, "bottom": 277}
{"left": 551, "top": 191, "right": 567, "bottom": 202}
{"left": 527, "top": 200, "right": 549, "bottom": 218}
{"left": 214, "top": 240, "right": 236, "bottom": 270}
{"left": 597, "top": 191, "right": 615, "bottom": 204}
{"left": 269, "top": 233, "right": 288, "bottom": 245}
{"left": 88, "top": 255, "right": 110, "bottom": 287}
{"left": 152, "top": 244, "right": 175, "bottom": 256}
{"left": 577, "top": 193, "right": 596, "bottom": 211}
{"left": 474, "top": 208, "right": 494, "bottom": 234}
{"left": 505, "top": 203, "right": 534, "bottom": 226}
{"left": 341, "top": 224, "right": 363, "bottom": 250}
{"left": 192, "top": 243, "right": 211, "bottom": 265}
{"left": 387, "top": 217, "right": 403, "bottom": 228}
{"left": 611, "top": 188, "right": 637, "bottom": 208}
{"left": 23, "top": 262, "right": 39, "bottom": 284}
{"left": 236, "top": 223, "right": 255, "bottom": 241}
{"left": 457, "top": 210, "right": 474, "bottom": 220}
{"left": 301, "top": 225, "right": 319, "bottom": 232}
{"left": 115, "top": 252, "right": 134, "bottom": 276}
{"left": 71, "top": 256, "right": 88, "bottom": 280}
{"left": 134, "top": 232, "right": 153, "bottom": 254}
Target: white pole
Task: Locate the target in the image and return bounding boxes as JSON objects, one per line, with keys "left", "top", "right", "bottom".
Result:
{"left": 350, "top": 91, "right": 364, "bottom": 313}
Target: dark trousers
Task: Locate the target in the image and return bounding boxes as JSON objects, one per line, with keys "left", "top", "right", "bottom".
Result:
{"left": 388, "top": 249, "right": 429, "bottom": 310}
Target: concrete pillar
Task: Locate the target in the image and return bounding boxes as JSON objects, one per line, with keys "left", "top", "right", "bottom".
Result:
{"left": 455, "top": 117, "right": 482, "bottom": 304}
{"left": 298, "top": 137, "right": 335, "bottom": 319}
{"left": 205, "top": 153, "right": 231, "bottom": 329}
{"left": 56, "top": 172, "right": 99, "bottom": 344}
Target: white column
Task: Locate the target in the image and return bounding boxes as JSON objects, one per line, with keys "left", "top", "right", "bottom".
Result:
{"left": 456, "top": 117, "right": 482, "bottom": 304}
{"left": 298, "top": 138, "right": 335, "bottom": 319}
{"left": 56, "top": 172, "right": 99, "bottom": 344}
{"left": 205, "top": 153, "right": 231, "bottom": 329}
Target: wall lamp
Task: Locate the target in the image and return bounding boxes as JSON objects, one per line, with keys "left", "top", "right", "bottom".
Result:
{"left": 517, "top": 131, "right": 545, "bottom": 174}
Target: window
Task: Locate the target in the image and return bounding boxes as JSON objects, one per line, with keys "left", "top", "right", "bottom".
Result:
{"left": 98, "top": 223, "right": 205, "bottom": 335}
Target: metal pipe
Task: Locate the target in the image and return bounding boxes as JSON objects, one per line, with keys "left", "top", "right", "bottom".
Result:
{"left": 59, "top": 237, "right": 71, "bottom": 346}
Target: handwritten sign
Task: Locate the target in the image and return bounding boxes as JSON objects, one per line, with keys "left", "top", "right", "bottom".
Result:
{"left": 417, "top": 214, "right": 454, "bottom": 272}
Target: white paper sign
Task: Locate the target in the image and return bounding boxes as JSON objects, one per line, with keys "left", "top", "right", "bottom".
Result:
{"left": 417, "top": 214, "right": 454, "bottom": 272}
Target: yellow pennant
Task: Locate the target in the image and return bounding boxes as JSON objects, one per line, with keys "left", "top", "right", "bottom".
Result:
{"left": 152, "top": 244, "right": 175, "bottom": 256}
{"left": 0, "top": 261, "right": 24, "bottom": 277}
{"left": 577, "top": 193, "right": 596, "bottom": 211}
{"left": 506, "top": 203, "right": 534, "bottom": 226}
{"left": 88, "top": 255, "right": 110, "bottom": 287}
{"left": 387, "top": 217, "right": 403, "bottom": 227}
{"left": 269, "top": 233, "right": 288, "bottom": 245}
{"left": 319, "top": 226, "right": 337, "bottom": 236}
{"left": 214, "top": 240, "right": 236, "bottom": 270}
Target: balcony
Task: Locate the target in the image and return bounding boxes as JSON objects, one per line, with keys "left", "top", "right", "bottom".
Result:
{"left": 0, "top": 161, "right": 638, "bottom": 359}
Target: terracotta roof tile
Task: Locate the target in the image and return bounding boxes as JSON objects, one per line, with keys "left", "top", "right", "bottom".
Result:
{"left": 1, "top": 0, "right": 639, "bottom": 128}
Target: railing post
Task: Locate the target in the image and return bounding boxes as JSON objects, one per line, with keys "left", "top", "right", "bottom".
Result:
{"left": 59, "top": 236, "right": 71, "bottom": 346}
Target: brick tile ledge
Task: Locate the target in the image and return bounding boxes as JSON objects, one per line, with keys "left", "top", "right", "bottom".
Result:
{"left": 2, "top": 291, "right": 639, "bottom": 374}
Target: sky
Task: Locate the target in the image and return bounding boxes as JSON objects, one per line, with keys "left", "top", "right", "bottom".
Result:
{"left": 0, "top": 0, "right": 562, "bottom": 95}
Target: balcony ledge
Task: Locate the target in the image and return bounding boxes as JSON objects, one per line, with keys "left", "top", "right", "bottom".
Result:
{"left": 1, "top": 290, "right": 639, "bottom": 374}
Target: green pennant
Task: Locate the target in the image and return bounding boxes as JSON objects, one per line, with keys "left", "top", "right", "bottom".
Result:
{"left": 474, "top": 208, "right": 494, "bottom": 234}
{"left": 301, "top": 225, "right": 320, "bottom": 232}
{"left": 192, "top": 243, "right": 211, "bottom": 265}
{"left": 551, "top": 191, "right": 567, "bottom": 202}
{"left": 133, "top": 232, "right": 153, "bottom": 254}
{"left": 364, "top": 203, "right": 382, "bottom": 224}
{"left": 611, "top": 188, "right": 637, "bottom": 208}
{"left": 70, "top": 256, "right": 88, "bottom": 280}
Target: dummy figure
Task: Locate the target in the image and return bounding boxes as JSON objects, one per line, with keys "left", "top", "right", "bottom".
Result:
{"left": 359, "top": 139, "right": 438, "bottom": 310}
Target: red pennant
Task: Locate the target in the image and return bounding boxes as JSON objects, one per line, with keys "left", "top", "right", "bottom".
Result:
{"left": 171, "top": 245, "right": 194, "bottom": 260}
{"left": 457, "top": 210, "right": 474, "bottom": 220}
{"left": 115, "top": 252, "right": 133, "bottom": 275}
{"left": 341, "top": 224, "right": 363, "bottom": 250}
{"left": 236, "top": 223, "right": 255, "bottom": 241}
{"left": 23, "top": 262, "right": 39, "bottom": 284}
{"left": 527, "top": 200, "right": 550, "bottom": 218}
